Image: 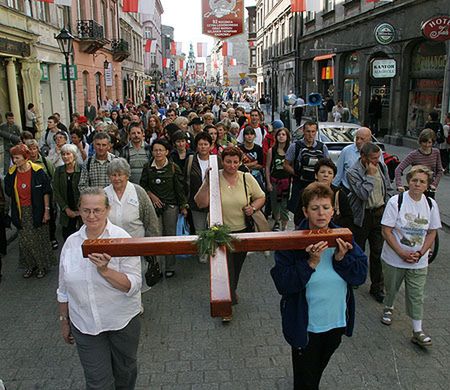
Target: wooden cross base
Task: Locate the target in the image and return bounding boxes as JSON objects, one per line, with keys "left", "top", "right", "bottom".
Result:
{"left": 81, "top": 156, "right": 352, "bottom": 319}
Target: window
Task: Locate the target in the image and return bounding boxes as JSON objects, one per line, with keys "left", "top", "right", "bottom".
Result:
{"left": 305, "top": 11, "right": 316, "bottom": 22}
{"left": 110, "top": 6, "right": 117, "bottom": 39}
{"left": 324, "top": 0, "right": 335, "bottom": 12}
{"left": 250, "top": 48, "right": 256, "bottom": 68}
{"left": 36, "top": 1, "right": 50, "bottom": 22}
{"left": 144, "top": 28, "right": 153, "bottom": 39}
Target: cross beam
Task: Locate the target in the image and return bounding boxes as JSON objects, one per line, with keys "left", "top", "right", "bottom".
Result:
{"left": 81, "top": 156, "right": 352, "bottom": 318}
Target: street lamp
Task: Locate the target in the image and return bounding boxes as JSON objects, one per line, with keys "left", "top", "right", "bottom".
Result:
{"left": 55, "top": 27, "right": 74, "bottom": 120}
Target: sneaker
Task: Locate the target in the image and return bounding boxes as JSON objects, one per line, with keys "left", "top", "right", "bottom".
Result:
{"left": 23, "top": 268, "right": 35, "bottom": 279}
{"left": 51, "top": 240, "right": 59, "bottom": 250}
{"left": 198, "top": 255, "right": 208, "bottom": 264}
{"left": 411, "top": 331, "right": 432, "bottom": 347}
{"left": 272, "top": 222, "right": 281, "bottom": 232}
{"left": 36, "top": 269, "right": 46, "bottom": 279}
{"left": 221, "top": 315, "right": 232, "bottom": 323}
{"left": 381, "top": 307, "right": 393, "bottom": 326}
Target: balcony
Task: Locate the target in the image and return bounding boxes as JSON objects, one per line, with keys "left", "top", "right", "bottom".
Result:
{"left": 77, "top": 20, "right": 109, "bottom": 54}
{"left": 111, "top": 39, "right": 130, "bottom": 62}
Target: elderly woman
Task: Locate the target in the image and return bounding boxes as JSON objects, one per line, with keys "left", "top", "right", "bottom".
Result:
{"left": 195, "top": 146, "right": 266, "bottom": 319}
{"left": 380, "top": 165, "right": 441, "bottom": 347}
{"left": 395, "top": 128, "right": 443, "bottom": 192}
{"left": 140, "top": 139, "right": 188, "bottom": 278}
{"left": 48, "top": 131, "right": 69, "bottom": 168}
{"left": 271, "top": 182, "right": 367, "bottom": 389}
{"left": 57, "top": 187, "right": 142, "bottom": 389}
{"left": 53, "top": 144, "right": 81, "bottom": 241}
{"left": 104, "top": 158, "right": 160, "bottom": 294}
{"left": 4, "top": 144, "right": 55, "bottom": 278}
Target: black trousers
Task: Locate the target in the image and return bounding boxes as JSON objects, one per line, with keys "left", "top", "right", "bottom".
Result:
{"left": 353, "top": 207, "right": 384, "bottom": 293}
{"left": 62, "top": 217, "right": 79, "bottom": 241}
{"left": 291, "top": 328, "right": 344, "bottom": 390}
{"left": 227, "top": 227, "right": 251, "bottom": 304}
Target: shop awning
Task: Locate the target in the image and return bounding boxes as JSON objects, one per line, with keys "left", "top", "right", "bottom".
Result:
{"left": 313, "top": 54, "right": 336, "bottom": 61}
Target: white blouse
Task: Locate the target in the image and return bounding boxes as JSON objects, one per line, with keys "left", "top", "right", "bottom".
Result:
{"left": 57, "top": 220, "right": 141, "bottom": 335}
{"left": 104, "top": 182, "right": 145, "bottom": 238}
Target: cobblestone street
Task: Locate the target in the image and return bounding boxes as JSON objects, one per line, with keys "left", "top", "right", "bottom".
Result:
{"left": 1, "top": 227, "right": 450, "bottom": 389}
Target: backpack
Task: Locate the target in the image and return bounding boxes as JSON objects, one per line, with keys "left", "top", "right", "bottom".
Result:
{"left": 293, "top": 140, "right": 325, "bottom": 182}
{"left": 382, "top": 152, "right": 400, "bottom": 182}
{"left": 397, "top": 191, "right": 432, "bottom": 212}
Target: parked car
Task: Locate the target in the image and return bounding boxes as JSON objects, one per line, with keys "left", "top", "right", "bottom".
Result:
{"left": 295, "top": 122, "right": 385, "bottom": 163}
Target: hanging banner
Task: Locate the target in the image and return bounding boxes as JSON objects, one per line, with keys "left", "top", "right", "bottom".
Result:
{"left": 202, "top": 0, "right": 244, "bottom": 38}
{"left": 105, "top": 63, "right": 113, "bottom": 87}
{"left": 196, "top": 63, "right": 205, "bottom": 76}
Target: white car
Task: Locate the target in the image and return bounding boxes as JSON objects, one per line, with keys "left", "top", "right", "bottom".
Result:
{"left": 296, "top": 122, "right": 384, "bottom": 163}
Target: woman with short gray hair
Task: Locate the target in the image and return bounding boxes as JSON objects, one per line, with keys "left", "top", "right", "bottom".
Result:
{"left": 104, "top": 158, "right": 161, "bottom": 297}
{"left": 53, "top": 142, "right": 82, "bottom": 240}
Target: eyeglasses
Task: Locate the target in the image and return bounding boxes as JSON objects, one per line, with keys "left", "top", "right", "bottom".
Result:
{"left": 80, "top": 208, "right": 106, "bottom": 216}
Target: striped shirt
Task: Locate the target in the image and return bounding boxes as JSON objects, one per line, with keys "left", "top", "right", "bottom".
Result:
{"left": 394, "top": 148, "right": 443, "bottom": 188}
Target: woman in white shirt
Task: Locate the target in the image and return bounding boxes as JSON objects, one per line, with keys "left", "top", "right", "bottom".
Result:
{"left": 381, "top": 165, "right": 441, "bottom": 347}
{"left": 104, "top": 158, "right": 160, "bottom": 294}
{"left": 57, "top": 187, "right": 142, "bottom": 389}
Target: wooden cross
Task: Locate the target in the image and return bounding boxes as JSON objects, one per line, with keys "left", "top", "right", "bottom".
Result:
{"left": 82, "top": 156, "right": 352, "bottom": 319}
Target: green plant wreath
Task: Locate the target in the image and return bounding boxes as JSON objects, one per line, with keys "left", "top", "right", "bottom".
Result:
{"left": 195, "top": 224, "right": 236, "bottom": 257}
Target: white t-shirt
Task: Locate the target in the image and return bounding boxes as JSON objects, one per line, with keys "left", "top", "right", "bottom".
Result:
{"left": 381, "top": 192, "right": 441, "bottom": 269}
{"left": 197, "top": 156, "right": 209, "bottom": 181}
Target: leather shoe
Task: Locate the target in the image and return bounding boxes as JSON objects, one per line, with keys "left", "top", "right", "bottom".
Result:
{"left": 370, "top": 291, "right": 385, "bottom": 303}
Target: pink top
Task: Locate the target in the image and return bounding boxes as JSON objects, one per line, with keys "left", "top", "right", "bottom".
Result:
{"left": 394, "top": 148, "right": 443, "bottom": 188}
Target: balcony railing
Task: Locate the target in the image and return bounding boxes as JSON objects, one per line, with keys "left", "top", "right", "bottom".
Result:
{"left": 77, "top": 20, "right": 104, "bottom": 40}
{"left": 111, "top": 39, "right": 130, "bottom": 62}
{"left": 77, "top": 20, "right": 108, "bottom": 54}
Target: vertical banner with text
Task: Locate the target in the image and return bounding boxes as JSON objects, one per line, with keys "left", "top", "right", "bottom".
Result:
{"left": 202, "top": 0, "right": 244, "bottom": 39}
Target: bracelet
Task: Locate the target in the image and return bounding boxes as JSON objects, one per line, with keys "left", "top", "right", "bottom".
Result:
{"left": 59, "top": 315, "right": 68, "bottom": 321}
{"left": 45, "top": 207, "right": 50, "bottom": 210}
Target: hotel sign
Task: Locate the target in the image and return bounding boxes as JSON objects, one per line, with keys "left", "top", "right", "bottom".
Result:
{"left": 422, "top": 16, "right": 450, "bottom": 42}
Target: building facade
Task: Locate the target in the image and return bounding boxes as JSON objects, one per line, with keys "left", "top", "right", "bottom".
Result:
{"left": 256, "top": 0, "right": 300, "bottom": 113}
{"left": 0, "top": 1, "right": 70, "bottom": 134}
{"left": 296, "top": 0, "right": 449, "bottom": 144}
{"left": 120, "top": 12, "right": 145, "bottom": 104}
{"left": 142, "top": 0, "right": 164, "bottom": 93}
{"left": 70, "top": 0, "right": 124, "bottom": 114}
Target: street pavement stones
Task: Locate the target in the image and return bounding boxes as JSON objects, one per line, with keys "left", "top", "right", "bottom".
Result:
{"left": 1, "top": 143, "right": 450, "bottom": 389}
{"left": 1, "top": 230, "right": 450, "bottom": 389}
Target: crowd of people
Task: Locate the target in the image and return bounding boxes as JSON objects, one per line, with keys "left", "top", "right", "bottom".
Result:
{"left": 0, "top": 90, "right": 447, "bottom": 389}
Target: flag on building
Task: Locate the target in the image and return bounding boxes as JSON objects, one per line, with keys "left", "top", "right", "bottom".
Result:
{"left": 171, "top": 41, "right": 182, "bottom": 55}
{"left": 123, "top": 0, "right": 155, "bottom": 14}
{"left": 248, "top": 41, "right": 255, "bottom": 48}
{"left": 197, "top": 42, "right": 208, "bottom": 57}
{"left": 162, "top": 58, "right": 171, "bottom": 68}
{"left": 229, "top": 58, "right": 237, "bottom": 66}
{"left": 222, "top": 41, "right": 233, "bottom": 57}
{"left": 290, "top": 0, "right": 321, "bottom": 12}
{"left": 145, "top": 39, "right": 157, "bottom": 53}
{"left": 179, "top": 59, "right": 185, "bottom": 70}
{"left": 37, "top": 0, "right": 72, "bottom": 5}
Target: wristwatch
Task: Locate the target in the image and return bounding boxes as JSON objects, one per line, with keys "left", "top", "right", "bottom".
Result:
{"left": 59, "top": 315, "right": 69, "bottom": 321}
{"left": 252, "top": 206, "right": 257, "bottom": 213}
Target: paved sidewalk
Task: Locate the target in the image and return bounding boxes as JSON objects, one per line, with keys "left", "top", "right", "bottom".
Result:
{"left": 1, "top": 232, "right": 450, "bottom": 389}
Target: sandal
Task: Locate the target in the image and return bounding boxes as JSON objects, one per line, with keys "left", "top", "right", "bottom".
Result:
{"left": 36, "top": 269, "right": 46, "bottom": 279}
{"left": 411, "top": 331, "right": 432, "bottom": 347}
{"left": 222, "top": 315, "right": 232, "bottom": 323}
{"left": 23, "top": 268, "right": 35, "bottom": 279}
{"left": 381, "top": 307, "right": 393, "bottom": 326}
{"left": 165, "top": 271, "right": 175, "bottom": 278}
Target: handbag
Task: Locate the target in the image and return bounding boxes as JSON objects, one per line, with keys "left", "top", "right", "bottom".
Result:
{"left": 144, "top": 256, "right": 162, "bottom": 287}
{"left": 243, "top": 173, "right": 270, "bottom": 232}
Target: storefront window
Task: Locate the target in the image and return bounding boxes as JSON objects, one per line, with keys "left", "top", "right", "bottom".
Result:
{"left": 343, "top": 52, "right": 360, "bottom": 122}
{"left": 407, "top": 41, "right": 445, "bottom": 137}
